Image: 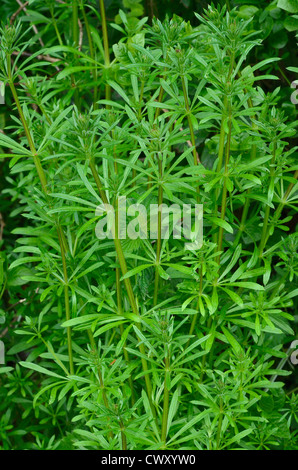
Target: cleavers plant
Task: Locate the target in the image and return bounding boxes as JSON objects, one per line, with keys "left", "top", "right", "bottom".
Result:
{"left": 0, "top": 2, "right": 297, "bottom": 450}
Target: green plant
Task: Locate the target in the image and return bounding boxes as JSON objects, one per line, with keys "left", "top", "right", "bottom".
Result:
{"left": 0, "top": 2, "right": 297, "bottom": 450}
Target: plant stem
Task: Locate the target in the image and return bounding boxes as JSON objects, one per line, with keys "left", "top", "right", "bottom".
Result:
{"left": 147, "top": 84, "right": 164, "bottom": 191}
{"left": 258, "top": 142, "right": 277, "bottom": 259}
{"left": 153, "top": 154, "right": 163, "bottom": 306}
{"left": 99, "top": 0, "right": 111, "bottom": 101}
{"left": 188, "top": 265, "right": 203, "bottom": 340}
{"left": 87, "top": 329, "right": 114, "bottom": 440}
{"left": 181, "top": 74, "right": 199, "bottom": 166}
{"left": 213, "top": 53, "right": 234, "bottom": 242}
{"left": 87, "top": 330, "right": 109, "bottom": 408}
{"left": 81, "top": 1, "right": 98, "bottom": 107}
{"left": 233, "top": 95, "right": 257, "bottom": 246}
{"left": 50, "top": 6, "right": 63, "bottom": 47}
{"left": 115, "top": 196, "right": 136, "bottom": 405}
{"left": 181, "top": 73, "right": 200, "bottom": 202}
{"left": 72, "top": 0, "right": 79, "bottom": 46}
{"left": 138, "top": 78, "right": 145, "bottom": 121}
{"left": 120, "top": 418, "right": 127, "bottom": 450}
{"left": 7, "top": 69, "right": 48, "bottom": 193}
{"left": 216, "top": 406, "right": 223, "bottom": 450}
{"left": 161, "top": 348, "right": 170, "bottom": 445}
{"left": 8, "top": 55, "right": 74, "bottom": 375}
{"left": 89, "top": 158, "right": 157, "bottom": 421}
{"left": 216, "top": 105, "right": 232, "bottom": 264}
{"left": 38, "top": 101, "right": 52, "bottom": 125}
{"left": 57, "top": 225, "right": 74, "bottom": 375}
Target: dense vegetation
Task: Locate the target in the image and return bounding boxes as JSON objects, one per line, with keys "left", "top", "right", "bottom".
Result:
{"left": 0, "top": 0, "right": 297, "bottom": 450}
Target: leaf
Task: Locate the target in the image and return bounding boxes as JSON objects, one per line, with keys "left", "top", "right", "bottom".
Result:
{"left": 50, "top": 193, "right": 97, "bottom": 208}
{"left": 173, "top": 335, "right": 210, "bottom": 367}
{"left": 19, "top": 361, "right": 66, "bottom": 379}
{"left": 277, "top": 0, "right": 298, "bottom": 13}
{"left": 164, "top": 264, "right": 193, "bottom": 275}
{"left": 263, "top": 258, "right": 271, "bottom": 286}
{"left": 229, "top": 282, "right": 264, "bottom": 291}
{"left": 61, "top": 314, "right": 101, "bottom": 328}
{"left": 167, "top": 389, "right": 180, "bottom": 437}
{"left": 167, "top": 409, "right": 209, "bottom": 444}
{"left": 57, "top": 66, "right": 98, "bottom": 80}
{"left": 221, "top": 326, "right": 242, "bottom": 353}
{"left": 209, "top": 217, "right": 233, "bottom": 234}
{"left": 108, "top": 80, "right": 132, "bottom": 106}
{"left": 271, "top": 30, "right": 288, "bottom": 49}
{"left": 115, "top": 325, "right": 133, "bottom": 356}
{"left": 0, "top": 367, "right": 13, "bottom": 374}
{"left": 9, "top": 256, "right": 41, "bottom": 270}
{"left": 0, "top": 133, "right": 31, "bottom": 155}
{"left": 141, "top": 390, "right": 160, "bottom": 438}
{"left": 131, "top": 74, "right": 139, "bottom": 102}
{"left": 205, "top": 322, "right": 216, "bottom": 352}
{"left": 248, "top": 380, "right": 284, "bottom": 389}
{"left": 284, "top": 15, "right": 298, "bottom": 31}
{"left": 93, "top": 320, "right": 128, "bottom": 337}
{"left": 219, "top": 244, "right": 242, "bottom": 281}
{"left": 7, "top": 340, "right": 40, "bottom": 355}
{"left": 221, "top": 287, "right": 243, "bottom": 306}
{"left": 77, "top": 164, "right": 102, "bottom": 202}
{"left": 259, "top": 395, "right": 274, "bottom": 413}
{"left": 121, "top": 264, "right": 152, "bottom": 280}
{"left": 160, "top": 79, "right": 178, "bottom": 101}
{"left": 221, "top": 429, "right": 253, "bottom": 449}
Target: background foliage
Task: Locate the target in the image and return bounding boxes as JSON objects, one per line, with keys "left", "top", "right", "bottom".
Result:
{"left": 0, "top": 0, "right": 297, "bottom": 450}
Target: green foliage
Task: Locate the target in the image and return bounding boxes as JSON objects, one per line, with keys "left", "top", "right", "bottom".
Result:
{"left": 0, "top": 0, "right": 297, "bottom": 451}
